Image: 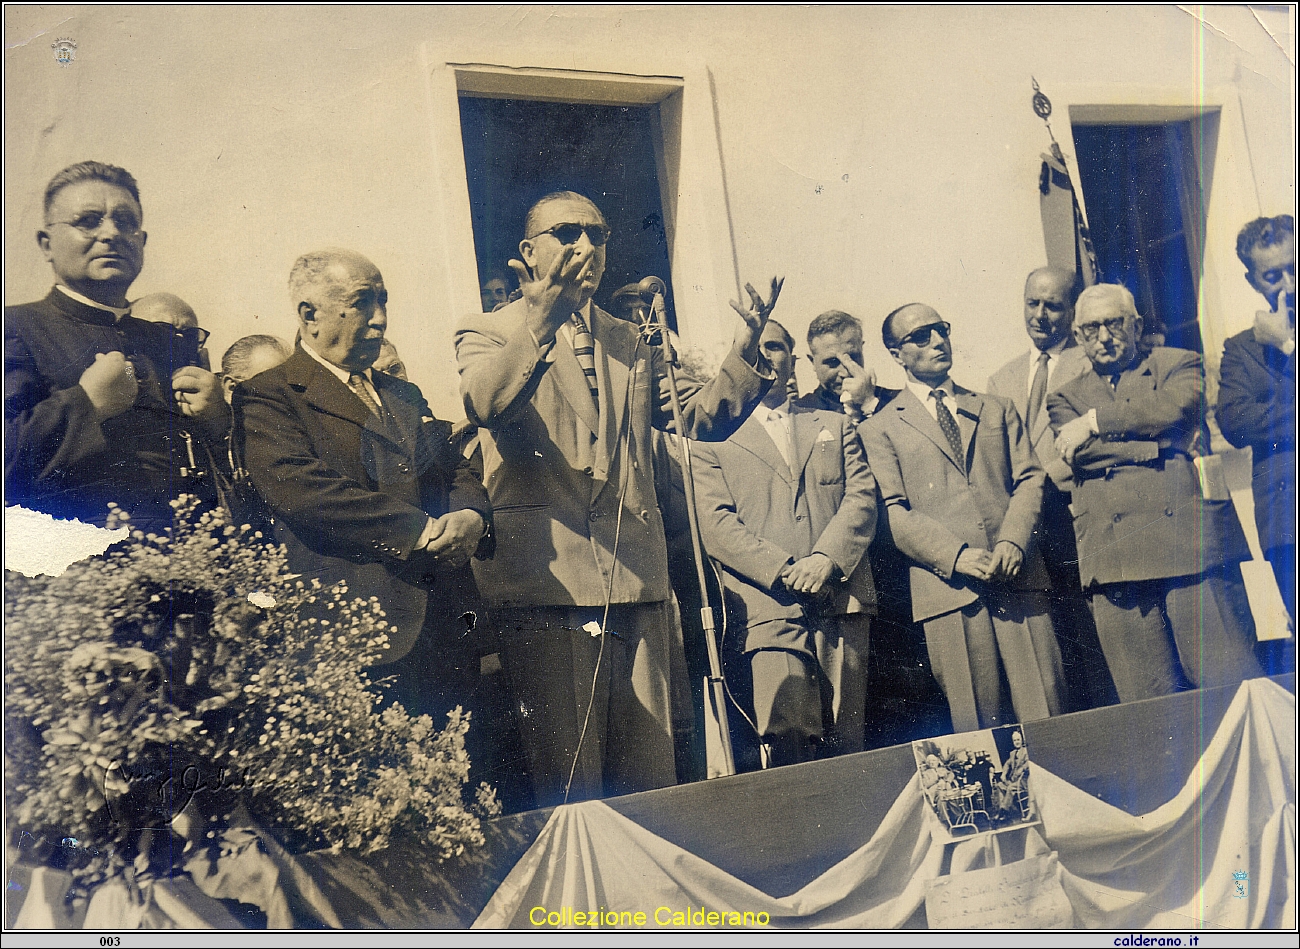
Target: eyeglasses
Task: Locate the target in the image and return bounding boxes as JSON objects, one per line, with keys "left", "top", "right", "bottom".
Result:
{"left": 527, "top": 223, "right": 610, "bottom": 247}
{"left": 47, "top": 210, "right": 144, "bottom": 239}
{"left": 1075, "top": 317, "right": 1130, "bottom": 341}
{"left": 898, "top": 321, "right": 951, "bottom": 348}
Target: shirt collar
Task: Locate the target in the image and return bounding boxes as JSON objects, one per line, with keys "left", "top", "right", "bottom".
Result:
{"left": 56, "top": 285, "right": 131, "bottom": 321}
{"left": 763, "top": 398, "right": 791, "bottom": 418}
{"left": 1033, "top": 338, "right": 1073, "bottom": 360}
{"left": 301, "top": 341, "right": 371, "bottom": 385}
{"left": 906, "top": 376, "right": 954, "bottom": 404}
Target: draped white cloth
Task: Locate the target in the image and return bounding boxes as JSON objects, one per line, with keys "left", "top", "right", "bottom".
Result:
{"left": 475, "top": 678, "right": 1295, "bottom": 929}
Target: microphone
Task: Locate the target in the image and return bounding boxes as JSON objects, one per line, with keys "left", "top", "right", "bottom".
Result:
{"left": 637, "top": 276, "right": 667, "bottom": 301}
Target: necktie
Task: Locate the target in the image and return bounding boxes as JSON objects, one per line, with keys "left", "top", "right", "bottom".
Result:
{"left": 932, "top": 389, "right": 965, "bottom": 474}
{"left": 571, "top": 313, "right": 599, "bottom": 406}
{"left": 766, "top": 408, "right": 794, "bottom": 470}
{"left": 1026, "top": 350, "right": 1050, "bottom": 432}
{"left": 349, "top": 373, "right": 383, "bottom": 418}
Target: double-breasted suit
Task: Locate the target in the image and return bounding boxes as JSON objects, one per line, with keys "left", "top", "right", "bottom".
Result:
{"left": 694, "top": 402, "right": 877, "bottom": 763}
{"left": 860, "top": 384, "right": 1065, "bottom": 732}
{"left": 987, "top": 342, "right": 1114, "bottom": 711}
{"left": 1047, "top": 347, "right": 1261, "bottom": 701}
{"left": 455, "top": 298, "right": 771, "bottom": 803}
{"left": 236, "top": 346, "right": 491, "bottom": 663}
{"left": 1217, "top": 327, "right": 1296, "bottom": 619}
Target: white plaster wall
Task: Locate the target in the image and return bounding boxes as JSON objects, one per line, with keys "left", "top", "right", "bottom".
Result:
{"left": 5, "top": 6, "right": 1293, "bottom": 418}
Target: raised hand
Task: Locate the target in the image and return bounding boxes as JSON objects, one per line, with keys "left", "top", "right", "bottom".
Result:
{"left": 1253, "top": 297, "right": 1296, "bottom": 353}
{"left": 837, "top": 349, "right": 878, "bottom": 419}
{"left": 172, "top": 366, "right": 228, "bottom": 433}
{"left": 730, "top": 276, "right": 784, "bottom": 364}
{"left": 80, "top": 351, "right": 138, "bottom": 422}
{"left": 509, "top": 245, "right": 593, "bottom": 346}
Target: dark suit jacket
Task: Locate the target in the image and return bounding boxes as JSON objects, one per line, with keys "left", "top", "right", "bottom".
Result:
{"left": 5, "top": 287, "right": 216, "bottom": 529}
{"left": 236, "top": 346, "right": 491, "bottom": 660}
{"left": 860, "top": 384, "right": 1049, "bottom": 624}
{"left": 694, "top": 402, "right": 877, "bottom": 640}
{"left": 456, "top": 298, "right": 772, "bottom": 609}
{"left": 1047, "top": 347, "right": 1249, "bottom": 587}
{"left": 1217, "top": 328, "right": 1296, "bottom": 553}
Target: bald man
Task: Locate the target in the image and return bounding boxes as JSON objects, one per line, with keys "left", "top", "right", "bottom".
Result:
{"left": 238, "top": 249, "right": 491, "bottom": 707}
{"left": 860, "top": 303, "right": 1065, "bottom": 733}
{"left": 988, "top": 267, "right": 1114, "bottom": 711}
{"left": 133, "top": 292, "right": 212, "bottom": 370}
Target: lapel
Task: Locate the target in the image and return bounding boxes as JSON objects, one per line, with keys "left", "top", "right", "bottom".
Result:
{"left": 286, "top": 348, "right": 402, "bottom": 451}
{"left": 789, "top": 402, "right": 824, "bottom": 478}
{"left": 1027, "top": 345, "right": 1088, "bottom": 445}
{"left": 1074, "top": 364, "right": 1120, "bottom": 407}
{"left": 952, "top": 384, "right": 983, "bottom": 467}
{"left": 730, "top": 412, "right": 794, "bottom": 484}
{"left": 893, "top": 387, "right": 963, "bottom": 474}
{"left": 550, "top": 318, "right": 600, "bottom": 438}
{"left": 1114, "top": 355, "right": 1157, "bottom": 398}
{"left": 372, "top": 370, "right": 422, "bottom": 455}
{"left": 591, "top": 306, "right": 632, "bottom": 492}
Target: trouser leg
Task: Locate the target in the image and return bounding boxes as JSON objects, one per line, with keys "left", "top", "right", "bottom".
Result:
{"left": 814, "top": 613, "right": 869, "bottom": 756}
{"left": 748, "top": 648, "right": 821, "bottom": 767}
{"left": 989, "top": 589, "right": 1066, "bottom": 721}
{"left": 1089, "top": 581, "right": 1183, "bottom": 702}
{"left": 1163, "top": 567, "right": 1263, "bottom": 690}
{"left": 924, "top": 603, "right": 1011, "bottom": 733}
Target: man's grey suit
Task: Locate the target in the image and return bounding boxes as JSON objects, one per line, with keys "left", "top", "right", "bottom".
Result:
{"left": 693, "top": 401, "right": 877, "bottom": 764}
{"left": 987, "top": 343, "right": 1115, "bottom": 711}
{"left": 860, "top": 385, "right": 1066, "bottom": 732}
{"left": 456, "top": 298, "right": 771, "bottom": 804}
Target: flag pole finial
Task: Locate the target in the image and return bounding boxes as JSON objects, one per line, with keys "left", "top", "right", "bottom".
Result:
{"left": 1031, "top": 77, "right": 1064, "bottom": 162}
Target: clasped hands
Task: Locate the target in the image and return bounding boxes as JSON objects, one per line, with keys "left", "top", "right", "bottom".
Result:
{"left": 954, "top": 540, "right": 1024, "bottom": 583}
{"left": 416, "top": 509, "right": 487, "bottom": 570}
{"left": 777, "top": 552, "right": 838, "bottom": 597}
{"left": 80, "top": 351, "right": 226, "bottom": 433}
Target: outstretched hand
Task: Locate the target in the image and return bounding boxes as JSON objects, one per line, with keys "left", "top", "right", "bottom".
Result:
{"left": 730, "top": 276, "right": 784, "bottom": 365}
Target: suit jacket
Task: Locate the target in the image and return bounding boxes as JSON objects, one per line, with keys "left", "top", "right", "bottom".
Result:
{"left": 859, "top": 384, "right": 1049, "bottom": 624}
{"left": 1047, "top": 347, "right": 1249, "bottom": 587}
{"left": 1217, "top": 328, "right": 1296, "bottom": 553}
{"left": 456, "top": 298, "right": 772, "bottom": 608}
{"left": 986, "top": 343, "right": 1091, "bottom": 490}
{"left": 693, "top": 401, "right": 878, "bottom": 635}
{"left": 236, "top": 346, "right": 491, "bottom": 660}
{"left": 5, "top": 288, "right": 218, "bottom": 530}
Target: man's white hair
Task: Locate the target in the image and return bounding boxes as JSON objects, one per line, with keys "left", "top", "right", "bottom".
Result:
{"left": 1075, "top": 283, "right": 1139, "bottom": 323}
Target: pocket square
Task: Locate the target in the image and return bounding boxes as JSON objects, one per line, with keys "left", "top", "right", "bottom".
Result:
{"left": 816, "top": 429, "right": 835, "bottom": 443}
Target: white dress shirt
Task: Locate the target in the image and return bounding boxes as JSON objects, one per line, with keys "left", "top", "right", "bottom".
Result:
{"left": 905, "top": 377, "right": 957, "bottom": 422}
{"left": 302, "top": 341, "right": 383, "bottom": 409}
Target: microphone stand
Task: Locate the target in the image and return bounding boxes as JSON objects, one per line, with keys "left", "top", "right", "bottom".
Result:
{"left": 645, "top": 288, "right": 737, "bottom": 778}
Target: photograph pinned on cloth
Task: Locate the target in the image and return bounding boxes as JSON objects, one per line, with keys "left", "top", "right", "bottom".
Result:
{"left": 913, "top": 724, "right": 1038, "bottom": 844}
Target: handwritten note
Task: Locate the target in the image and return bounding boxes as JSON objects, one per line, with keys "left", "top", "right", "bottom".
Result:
{"left": 925, "top": 852, "right": 1075, "bottom": 929}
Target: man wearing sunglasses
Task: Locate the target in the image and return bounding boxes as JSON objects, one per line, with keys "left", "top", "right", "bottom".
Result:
{"left": 456, "top": 190, "right": 780, "bottom": 806}
{"left": 5, "top": 161, "right": 227, "bottom": 532}
{"left": 859, "top": 304, "right": 1065, "bottom": 734}
{"left": 1047, "top": 284, "right": 1261, "bottom": 703}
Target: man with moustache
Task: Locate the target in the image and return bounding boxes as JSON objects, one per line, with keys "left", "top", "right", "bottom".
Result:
{"left": 5, "top": 161, "right": 226, "bottom": 532}
{"left": 1217, "top": 215, "right": 1296, "bottom": 633}
{"left": 1049, "top": 284, "right": 1261, "bottom": 702}
{"left": 238, "top": 249, "right": 491, "bottom": 710}
{"left": 988, "top": 267, "right": 1114, "bottom": 711}
{"left": 694, "top": 319, "right": 877, "bottom": 767}
{"left": 860, "top": 304, "right": 1065, "bottom": 733}
{"left": 456, "top": 190, "right": 779, "bottom": 804}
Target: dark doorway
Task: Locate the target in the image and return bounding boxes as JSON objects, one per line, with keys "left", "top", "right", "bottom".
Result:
{"left": 1072, "top": 118, "right": 1218, "bottom": 353}
{"left": 458, "top": 97, "right": 674, "bottom": 322}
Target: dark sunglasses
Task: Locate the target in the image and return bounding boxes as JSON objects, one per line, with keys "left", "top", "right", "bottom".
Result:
{"left": 899, "top": 321, "right": 952, "bottom": 348}
{"left": 528, "top": 223, "right": 610, "bottom": 247}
